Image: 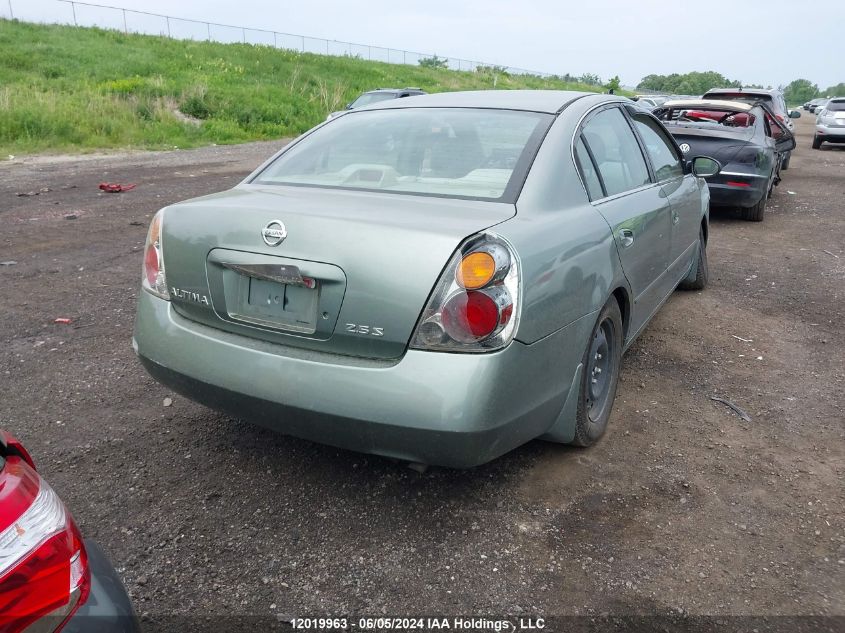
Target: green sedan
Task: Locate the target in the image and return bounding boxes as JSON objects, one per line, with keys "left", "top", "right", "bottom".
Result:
{"left": 133, "top": 90, "right": 719, "bottom": 467}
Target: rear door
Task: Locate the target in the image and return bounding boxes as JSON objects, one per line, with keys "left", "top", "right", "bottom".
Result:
{"left": 627, "top": 109, "right": 702, "bottom": 280}
{"left": 576, "top": 105, "right": 673, "bottom": 335}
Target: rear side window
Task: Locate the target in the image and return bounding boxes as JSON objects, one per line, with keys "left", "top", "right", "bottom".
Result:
{"left": 581, "top": 108, "right": 650, "bottom": 197}
{"left": 574, "top": 136, "right": 603, "bottom": 200}
{"left": 631, "top": 114, "right": 683, "bottom": 181}
{"left": 827, "top": 101, "right": 845, "bottom": 112}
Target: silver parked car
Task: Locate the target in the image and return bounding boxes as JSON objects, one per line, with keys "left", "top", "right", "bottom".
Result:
{"left": 133, "top": 91, "right": 719, "bottom": 467}
{"left": 813, "top": 97, "right": 845, "bottom": 149}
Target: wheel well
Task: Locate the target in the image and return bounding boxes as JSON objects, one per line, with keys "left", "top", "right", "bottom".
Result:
{"left": 611, "top": 287, "right": 630, "bottom": 340}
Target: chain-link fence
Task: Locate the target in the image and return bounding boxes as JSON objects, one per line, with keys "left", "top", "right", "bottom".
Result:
{"left": 2, "top": 0, "right": 592, "bottom": 81}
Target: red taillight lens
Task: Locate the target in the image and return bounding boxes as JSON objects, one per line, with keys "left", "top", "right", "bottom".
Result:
{"left": 144, "top": 244, "right": 159, "bottom": 286}
{"left": 726, "top": 181, "right": 752, "bottom": 188}
{"left": 0, "top": 460, "right": 90, "bottom": 633}
{"left": 442, "top": 291, "right": 500, "bottom": 342}
{"left": 141, "top": 209, "right": 169, "bottom": 300}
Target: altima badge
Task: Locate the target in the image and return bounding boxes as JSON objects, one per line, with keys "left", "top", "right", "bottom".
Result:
{"left": 261, "top": 220, "right": 287, "bottom": 246}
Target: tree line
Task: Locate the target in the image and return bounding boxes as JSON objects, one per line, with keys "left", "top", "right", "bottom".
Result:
{"left": 636, "top": 71, "right": 844, "bottom": 104}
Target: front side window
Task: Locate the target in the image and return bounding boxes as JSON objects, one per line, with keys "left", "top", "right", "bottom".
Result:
{"left": 252, "top": 108, "right": 553, "bottom": 202}
{"left": 580, "top": 108, "right": 650, "bottom": 197}
{"left": 631, "top": 114, "right": 683, "bottom": 181}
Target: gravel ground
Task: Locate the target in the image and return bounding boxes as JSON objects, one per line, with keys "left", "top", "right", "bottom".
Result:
{"left": 0, "top": 115, "right": 842, "bottom": 630}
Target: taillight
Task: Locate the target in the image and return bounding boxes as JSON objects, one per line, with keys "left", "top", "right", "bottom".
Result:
{"left": 0, "top": 464, "right": 90, "bottom": 633}
{"left": 141, "top": 209, "right": 170, "bottom": 300}
{"left": 411, "top": 233, "right": 520, "bottom": 352}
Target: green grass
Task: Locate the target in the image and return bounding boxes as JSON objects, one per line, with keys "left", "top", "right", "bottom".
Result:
{"left": 0, "top": 19, "right": 609, "bottom": 156}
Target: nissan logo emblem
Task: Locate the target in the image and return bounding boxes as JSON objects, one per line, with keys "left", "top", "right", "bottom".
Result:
{"left": 261, "top": 220, "right": 287, "bottom": 247}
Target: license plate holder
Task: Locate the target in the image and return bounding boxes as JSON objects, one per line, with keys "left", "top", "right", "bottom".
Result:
{"left": 228, "top": 274, "right": 318, "bottom": 333}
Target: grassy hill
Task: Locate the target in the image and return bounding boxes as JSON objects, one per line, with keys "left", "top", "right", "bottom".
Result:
{"left": 0, "top": 19, "right": 606, "bottom": 156}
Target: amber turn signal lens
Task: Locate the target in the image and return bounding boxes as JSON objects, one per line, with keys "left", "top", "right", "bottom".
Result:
{"left": 456, "top": 251, "right": 496, "bottom": 289}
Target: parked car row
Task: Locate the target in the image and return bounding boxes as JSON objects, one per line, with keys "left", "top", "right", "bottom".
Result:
{"left": 642, "top": 87, "right": 799, "bottom": 222}
{"left": 1, "top": 84, "right": 808, "bottom": 628}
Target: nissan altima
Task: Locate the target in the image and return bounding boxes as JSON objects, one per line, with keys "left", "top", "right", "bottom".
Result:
{"left": 133, "top": 91, "right": 719, "bottom": 467}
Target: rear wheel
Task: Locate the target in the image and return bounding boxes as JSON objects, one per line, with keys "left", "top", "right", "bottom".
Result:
{"left": 571, "top": 299, "right": 623, "bottom": 447}
{"left": 742, "top": 194, "right": 766, "bottom": 222}
{"left": 781, "top": 152, "right": 791, "bottom": 170}
{"left": 812, "top": 136, "right": 822, "bottom": 150}
{"left": 678, "top": 227, "right": 708, "bottom": 290}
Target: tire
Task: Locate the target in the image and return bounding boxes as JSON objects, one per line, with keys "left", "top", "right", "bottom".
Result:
{"left": 812, "top": 136, "right": 822, "bottom": 150}
{"left": 781, "top": 152, "right": 791, "bottom": 170}
{"left": 742, "top": 194, "right": 766, "bottom": 222}
{"left": 571, "top": 299, "right": 623, "bottom": 447}
{"left": 678, "top": 227, "right": 708, "bottom": 290}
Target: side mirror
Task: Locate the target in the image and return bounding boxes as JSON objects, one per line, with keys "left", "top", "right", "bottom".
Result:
{"left": 691, "top": 156, "right": 721, "bottom": 178}
{"left": 788, "top": 110, "right": 801, "bottom": 119}
{"left": 345, "top": 103, "right": 353, "bottom": 109}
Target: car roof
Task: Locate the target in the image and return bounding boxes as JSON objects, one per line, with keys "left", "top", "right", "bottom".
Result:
{"left": 363, "top": 90, "right": 594, "bottom": 113}
{"left": 661, "top": 99, "right": 754, "bottom": 111}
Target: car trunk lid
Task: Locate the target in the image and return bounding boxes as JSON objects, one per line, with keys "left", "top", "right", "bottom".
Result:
{"left": 162, "top": 185, "right": 515, "bottom": 359}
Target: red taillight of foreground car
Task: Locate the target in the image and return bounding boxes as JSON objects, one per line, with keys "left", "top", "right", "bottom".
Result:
{"left": 0, "top": 449, "right": 90, "bottom": 633}
{"left": 411, "top": 234, "right": 520, "bottom": 352}
{"left": 141, "top": 209, "right": 170, "bottom": 300}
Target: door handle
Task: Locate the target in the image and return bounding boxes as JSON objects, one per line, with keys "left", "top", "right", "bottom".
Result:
{"left": 671, "top": 209, "right": 680, "bottom": 225}
{"left": 618, "top": 229, "right": 634, "bottom": 248}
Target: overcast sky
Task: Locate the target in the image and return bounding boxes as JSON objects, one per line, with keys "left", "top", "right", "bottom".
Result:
{"left": 8, "top": 0, "right": 842, "bottom": 89}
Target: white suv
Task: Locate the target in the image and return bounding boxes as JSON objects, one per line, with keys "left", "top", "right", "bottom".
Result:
{"left": 813, "top": 98, "right": 845, "bottom": 149}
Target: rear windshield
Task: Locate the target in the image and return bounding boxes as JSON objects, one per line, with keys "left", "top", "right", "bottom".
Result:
{"left": 826, "top": 101, "right": 845, "bottom": 112}
{"left": 349, "top": 93, "right": 399, "bottom": 108}
{"left": 252, "top": 108, "right": 553, "bottom": 202}
{"left": 705, "top": 92, "right": 773, "bottom": 107}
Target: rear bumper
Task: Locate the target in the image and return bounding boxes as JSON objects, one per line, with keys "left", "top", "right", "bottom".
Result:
{"left": 705, "top": 173, "right": 767, "bottom": 208}
{"left": 61, "top": 540, "right": 140, "bottom": 633}
{"left": 816, "top": 123, "right": 845, "bottom": 143}
{"left": 133, "top": 291, "right": 594, "bottom": 468}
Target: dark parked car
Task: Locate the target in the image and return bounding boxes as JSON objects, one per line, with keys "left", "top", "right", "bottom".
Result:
{"left": 654, "top": 99, "right": 795, "bottom": 221}
{"left": 326, "top": 87, "right": 427, "bottom": 120}
{"left": 701, "top": 87, "right": 799, "bottom": 169}
{"left": 0, "top": 430, "right": 139, "bottom": 633}
{"left": 808, "top": 98, "right": 830, "bottom": 114}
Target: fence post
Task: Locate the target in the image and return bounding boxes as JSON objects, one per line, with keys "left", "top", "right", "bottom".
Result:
{"left": 165, "top": 16, "right": 170, "bottom": 37}
{"left": 122, "top": 9, "right": 127, "bottom": 33}
{"left": 7, "top": 0, "right": 12, "bottom": 19}
{"left": 206, "top": 22, "right": 211, "bottom": 40}
{"left": 273, "top": 32, "right": 277, "bottom": 48}
{"left": 242, "top": 27, "right": 245, "bottom": 43}
{"left": 403, "top": 50, "right": 406, "bottom": 65}
{"left": 301, "top": 35, "right": 304, "bottom": 52}
{"left": 71, "top": 1, "right": 77, "bottom": 26}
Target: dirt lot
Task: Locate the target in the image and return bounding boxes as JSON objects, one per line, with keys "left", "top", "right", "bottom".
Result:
{"left": 1, "top": 115, "right": 842, "bottom": 628}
